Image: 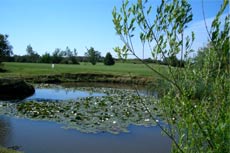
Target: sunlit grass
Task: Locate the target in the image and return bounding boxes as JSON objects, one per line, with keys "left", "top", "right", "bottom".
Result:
{"left": 0, "top": 62, "right": 168, "bottom": 79}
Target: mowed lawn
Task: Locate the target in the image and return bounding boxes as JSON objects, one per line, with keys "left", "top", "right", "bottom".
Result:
{"left": 0, "top": 62, "right": 167, "bottom": 78}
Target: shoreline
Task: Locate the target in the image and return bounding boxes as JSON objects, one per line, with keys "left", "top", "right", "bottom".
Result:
{"left": 10, "top": 73, "right": 156, "bottom": 85}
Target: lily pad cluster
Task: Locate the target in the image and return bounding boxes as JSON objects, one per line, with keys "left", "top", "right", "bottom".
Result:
{"left": 0, "top": 87, "right": 162, "bottom": 134}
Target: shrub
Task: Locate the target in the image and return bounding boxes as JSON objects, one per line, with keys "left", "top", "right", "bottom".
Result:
{"left": 104, "top": 52, "right": 115, "bottom": 66}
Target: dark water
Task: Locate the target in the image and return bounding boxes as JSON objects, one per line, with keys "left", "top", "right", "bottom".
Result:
{"left": 0, "top": 116, "right": 171, "bottom": 153}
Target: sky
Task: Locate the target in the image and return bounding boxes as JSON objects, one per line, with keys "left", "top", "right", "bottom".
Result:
{"left": 0, "top": 0, "right": 229, "bottom": 58}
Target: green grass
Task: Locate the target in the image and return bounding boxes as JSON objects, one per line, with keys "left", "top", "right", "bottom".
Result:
{"left": 0, "top": 147, "right": 22, "bottom": 153}
{"left": 0, "top": 62, "right": 167, "bottom": 79}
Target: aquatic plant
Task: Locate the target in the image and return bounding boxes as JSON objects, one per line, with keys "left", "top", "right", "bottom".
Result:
{"left": 0, "top": 88, "right": 161, "bottom": 134}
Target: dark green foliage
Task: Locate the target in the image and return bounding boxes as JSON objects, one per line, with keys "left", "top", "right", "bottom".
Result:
{"left": 11, "top": 47, "right": 80, "bottom": 64}
{"left": 52, "top": 48, "right": 63, "bottom": 64}
{"left": 104, "top": 52, "right": 115, "bottom": 65}
{"left": 193, "top": 44, "right": 212, "bottom": 69}
{"left": 25, "top": 45, "right": 40, "bottom": 63}
{"left": 85, "top": 47, "right": 101, "bottom": 65}
{"left": 143, "top": 58, "right": 154, "bottom": 63}
{"left": 0, "top": 34, "right": 13, "bottom": 71}
{"left": 163, "top": 55, "right": 185, "bottom": 67}
{"left": 0, "top": 34, "right": 13, "bottom": 63}
{"left": 40, "top": 52, "right": 52, "bottom": 63}
{"left": 61, "top": 47, "right": 79, "bottom": 64}
{"left": 13, "top": 55, "right": 27, "bottom": 63}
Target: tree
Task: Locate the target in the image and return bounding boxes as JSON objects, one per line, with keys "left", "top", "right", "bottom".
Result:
{"left": 113, "top": 0, "right": 229, "bottom": 152}
{"left": 25, "top": 45, "right": 40, "bottom": 63}
{"left": 85, "top": 47, "right": 101, "bottom": 65}
{"left": 40, "top": 52, "right": 52, "bottom": 63}
{"left": 26, "top": 44, "right": 34, "bottom": 56}
{"left": 104, "top": 52, "right": 115, "bottom": 65}
{"left": 66, "top": 47, "right": 73, "bottom": 57}
{"left": 163, "top": 55, "right": 184, "bottom": 67}
{"left": 0, "top": 34, "right": 13, "bottom": 63}
{"left": 194, "top": 41, "right": 229, "bottom": 75}
{"left": 70, "top": 48, "right": 79, "bottom": 64}
{"left": 73, "top": 48, "right": 77, "bottom": 57}
{"left": 61, "top": 47, "right": 79, "bottom": 64}
{"left": 52, "top": 48, "right": 63, "bottom": 63}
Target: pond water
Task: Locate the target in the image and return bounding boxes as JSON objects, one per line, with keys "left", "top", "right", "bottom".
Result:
{"left": 0, "top": 83, "right": 171, "bottom": 153}
{"left": 0, "top": 116, "right": 171, "bottom": 153}
{"left": 27, "top": 88, "right": 105, "bottom": 101}
{"left": 25, "top": 83, "right": 157, "bottom": 101}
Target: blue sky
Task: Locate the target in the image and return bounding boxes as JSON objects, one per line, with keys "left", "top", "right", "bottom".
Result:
{"left": 0, "top": 0, "right": 228, "bottom": 58}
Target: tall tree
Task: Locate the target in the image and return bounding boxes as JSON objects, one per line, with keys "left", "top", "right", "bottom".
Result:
{"left": 52, "top": 48, "right": 63, "bottom": 63}
{"left": 0, "top": 34, "right": 13, "bottom": 63}
{"left": 25, "top": 44, "right": 40, "bottom": 63}
{"left": 65, "top": 46, "right": 73, "bottom": 57}
{"left": 73, "top": 48, "right": 78, "bottom": 57}
{"left": 70, "top": 48, "right": 79, "bottom": 64}
{"left": 26, "top": 44, "right": 34, "bottom": 56}
{"left": 61, "top": 47, "right": 79, "bottom": 64}
{"left": 85, "top": 47, "right": 101, "bottom": 65}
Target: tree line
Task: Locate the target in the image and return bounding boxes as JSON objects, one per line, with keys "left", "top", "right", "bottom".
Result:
{"left": 0, "top": 39, "right": 116, "bottom": 66}
{"left": 1, "top": 35, "right": 186, "bottom": 67}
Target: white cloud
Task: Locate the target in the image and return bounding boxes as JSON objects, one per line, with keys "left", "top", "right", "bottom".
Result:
{"left": 185, "top": 13, "right": 228, "bottom": 56}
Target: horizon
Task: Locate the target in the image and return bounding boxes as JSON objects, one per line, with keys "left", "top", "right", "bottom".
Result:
{"left": 0, "top": 0, "right": 228, "bottom": 58}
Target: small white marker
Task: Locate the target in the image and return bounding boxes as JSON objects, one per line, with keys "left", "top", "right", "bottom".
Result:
{"left": 52, "top": 64, "right": 55, "bottom": 69}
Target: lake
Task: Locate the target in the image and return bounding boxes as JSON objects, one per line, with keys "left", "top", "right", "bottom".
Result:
{"left": 0, "top": 83, "right": 171, "bottom": 153}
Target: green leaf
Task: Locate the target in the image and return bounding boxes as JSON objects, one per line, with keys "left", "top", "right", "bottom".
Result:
{"left": 147, "top": 6, "right": 152, "bottom": 15}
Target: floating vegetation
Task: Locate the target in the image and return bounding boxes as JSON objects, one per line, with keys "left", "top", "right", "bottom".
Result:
{"left": 0, "top": 87, "right": 162, "bottom": 134}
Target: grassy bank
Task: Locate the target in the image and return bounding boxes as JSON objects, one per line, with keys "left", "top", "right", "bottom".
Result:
{"left": 0, "top": 147, "right": 22, "bottom": 153}
{"left": 0, "top": 62, "right": 167, "bottom": 84}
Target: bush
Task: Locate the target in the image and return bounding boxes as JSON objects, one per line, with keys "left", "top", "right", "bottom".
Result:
{"left": 113, "top": 0, "right": 229, "bottom": 152}
{"left": 104, "top": 52, "right": 115, "bottom": 66}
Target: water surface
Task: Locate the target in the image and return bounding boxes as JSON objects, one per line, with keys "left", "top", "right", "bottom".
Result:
{"left": 0, "top": 116, "right": 171, "bottom": 153}
{"left": 27, "top": 88, "right": 105, "bottom": 101}
{"left": 0, "top": 84, "right": 170, "bottom": 153}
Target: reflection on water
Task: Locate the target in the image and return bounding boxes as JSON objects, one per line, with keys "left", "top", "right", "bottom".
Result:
{"left": 27, "top": 88, "right": 106, "bottom": 101}
{"left": 0, "top": 116, "right": 11, "bottom": 146}
{"left": 0, "top": 116, "right": 171, "bottom": 153}
{"left": 62, "top": 82, "right": 158, "bottom": 97}
{"left": 26, "top": 83, "right": 158, "bottom": 101}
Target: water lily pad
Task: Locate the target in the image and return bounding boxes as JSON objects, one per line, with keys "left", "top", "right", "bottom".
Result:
{"left": 0, "top": 87, "right": 161, "bottom": 134}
